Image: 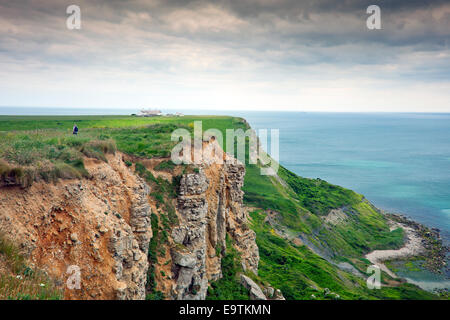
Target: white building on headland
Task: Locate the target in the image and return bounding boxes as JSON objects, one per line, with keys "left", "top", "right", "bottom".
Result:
{"left": 137, "top": 109, "right": 184, "bottom": 117}
{"left": 137, "top": 109, "right": 162, "bottom": 117}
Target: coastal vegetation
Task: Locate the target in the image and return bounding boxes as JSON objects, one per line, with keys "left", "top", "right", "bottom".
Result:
{"left": 207, "top": 235, "right": 251, "bottom": 300}
{"left": 0, "top": 233, "right": 62, "bottom": 300}
{"left": 0, "top": 114, "right": 444, "bottom": 300}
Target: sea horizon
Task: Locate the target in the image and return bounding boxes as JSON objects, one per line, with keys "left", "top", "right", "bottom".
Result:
{"left": 1, "top": 106, "right": 450, "bottom": 116}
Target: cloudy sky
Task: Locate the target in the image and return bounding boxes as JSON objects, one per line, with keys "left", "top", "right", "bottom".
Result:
{"left": 0, "top": 0, "right": 449, "bottom": 112}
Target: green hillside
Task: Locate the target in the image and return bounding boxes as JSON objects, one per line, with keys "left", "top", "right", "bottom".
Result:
{"left": 0, "top": 114, "right": 439, "bottom": 300}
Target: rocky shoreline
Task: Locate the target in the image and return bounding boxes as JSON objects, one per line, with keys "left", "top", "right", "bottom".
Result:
{"left": 386, "top": 213, "right": 449, "bottom": 275}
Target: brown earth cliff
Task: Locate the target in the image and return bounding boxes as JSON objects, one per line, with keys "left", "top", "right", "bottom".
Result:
{"left": 0, "top": 144, "right": 268, "bottom": 300}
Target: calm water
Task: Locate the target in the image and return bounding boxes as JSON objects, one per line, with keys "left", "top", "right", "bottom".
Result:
{"left": 237, "top": 112, "right": 450, "bottom": 247}
{"left": 1, "top": 107, "right": 450, "bottom": 246}
{"left": 237, "top": 111, "right": 450, "bottom": 292}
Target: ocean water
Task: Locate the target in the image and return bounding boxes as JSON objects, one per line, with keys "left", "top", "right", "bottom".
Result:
{"left": 1, "top": 107, "right": 449, "bottom": 246}
{"left": 234, "top": 111, "right": 450, "bottom": 247}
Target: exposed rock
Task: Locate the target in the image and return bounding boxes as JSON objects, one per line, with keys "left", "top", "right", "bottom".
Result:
{"left": 70, "top": 233, "right": 78, "bottom": 242}
{"left": 178, "top": 173, "right": 209, "bottom": 196}
{"left": 168, "top": 149, "right": 261, "bottom": 300}
{"left": 262, "top": 285, "right": 285, "bottom": 300}
{"left": 0, "top": 141, "right": 264, "bottom": 301}
{"left": 99, "top": 226, "right": 108, "bottom": 234}
{"left": 172, "top": 250, "right": 197, "bottom": 268}
{"left": 129, "top": 183, "right": 152, "bottom": 252}
{"left": 0, "top": 153, "right": 152, "bottom": 300}
{"left": 172, "top": 170, "right": 209, "bottom": 300}
{"left": 263, "top": 286, "right": 275, "bottom": 298}
{"left": 171, "top": 226, "right": 187, "bottom": 244}
{"left": 240, "top": 274, "right": 266, "bottom": 300}
{"left": 386, "top": 213, "right": 449, "bottom": 274}
{"left": 323, "top": 208, "right": 348, "bottom": 225}
{"left": 273, "top": 289, "right": 286, "bottom": 300}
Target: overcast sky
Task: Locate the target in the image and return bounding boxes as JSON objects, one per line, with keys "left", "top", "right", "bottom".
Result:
{"left": 0, "top": 0, "right": 449, "bottom": 112}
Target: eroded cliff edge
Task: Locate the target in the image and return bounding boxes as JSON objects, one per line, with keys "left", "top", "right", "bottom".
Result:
{"left": 0, "top": 149, "right": 267, "bottom": 300}
{"left": 0, "top": 153, "right": 152, "bottom": 299}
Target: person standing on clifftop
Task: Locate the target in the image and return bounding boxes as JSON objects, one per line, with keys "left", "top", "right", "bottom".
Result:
{"left": 73, "top": 123, "right": 78, "bottom": 135}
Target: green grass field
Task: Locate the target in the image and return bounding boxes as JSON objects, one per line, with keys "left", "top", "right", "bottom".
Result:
{"left": 0, "top": 115, "right": 247, "bottom": 187}
{"left": 0, "top": 114, "right": 440, "bottom": 300}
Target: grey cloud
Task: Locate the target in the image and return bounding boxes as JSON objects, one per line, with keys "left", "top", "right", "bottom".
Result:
{"left": 0, "top": 0, "right": 449, "bottom": 82}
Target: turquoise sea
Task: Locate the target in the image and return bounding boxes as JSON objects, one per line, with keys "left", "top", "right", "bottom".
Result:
{"left": 236, "top": 111, "right": 450, "bottom": 248}
{"left": 235, "top": 111, "right": 450, "bottom": 290}
{"left": 236, "top": 112, "right": 450, "bottom": 243}
{"left": 1, "top": 107, "right": 449, "bottom": 246}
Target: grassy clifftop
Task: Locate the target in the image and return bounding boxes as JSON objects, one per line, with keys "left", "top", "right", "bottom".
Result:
{"left": 0, "top": 114, "right": 439, "bottom": 299}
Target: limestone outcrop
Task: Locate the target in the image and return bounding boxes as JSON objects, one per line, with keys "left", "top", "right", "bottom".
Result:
{"left": 240, "top": 275, "right": 266, "bottom": 300}
{"left": 168, "top": 153, "right": 260, "bottom": 300}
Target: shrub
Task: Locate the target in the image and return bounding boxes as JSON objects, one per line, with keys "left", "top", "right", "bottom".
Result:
{"left": 154, "top": 160, "right": 175, "bottom": 171}
{"left": 64, "top": 137, "right": 86, "bottom": 147}
{"left": 79, "top": 139, "right": 116, "bottom": 161}
{"left": 0, "top": 232, "right": 25, "bottom": 274}
{"left": 5, "top": 147, "right": 41, "bottom": 166}
{"left": 55, "top": 148, "right": 82, "bottom": 163}
{"left": 151, "top": 192, "right": 164, "bottom": 207}
{"left": 80, "top": 145, "right": 106, "bottom": 161}
{"left": 54, "top": 162, "right": 82, "bottom": 179}
{"left": 0, "top": 160, "right": 10, "bottom": 176}
{"left": 66, "top": 159, "right": 89, "bottom": 178}
{"left": 19, "top": 168, "right": 36, "bottom": 188}
{"left": 146, "top": 291, "right": 165, "bottom": 300}
{"left": 88, "top": 139, "right": 117, "bottom": 155}
{"left": 35, "top": 161, "right": 57, "bottom": 183}
{"left": 0, "top": 160, "right": 30, "bottom": 187}
{"left": 0, "top": 232, "right": 62, "bottom": 300}
{"left": 135, "top": 162, "right": 157, "bottom": 183}
{"left": 206, "top": 236, "right": 250, "bottom": 300}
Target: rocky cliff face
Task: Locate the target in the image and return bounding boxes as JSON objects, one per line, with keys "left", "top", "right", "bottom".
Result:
{"left": 170, "top": 155, "right": 259, "bottom": 299}
{"left": 0, "top": 147, "right": 262, "bottom": 300}
{"left": 0, "top": 153, "right": 152, "bottom": 299}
